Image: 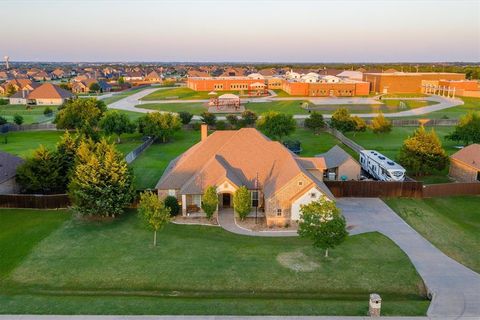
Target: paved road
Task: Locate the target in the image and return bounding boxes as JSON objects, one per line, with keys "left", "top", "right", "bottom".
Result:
{"left": 217, "top": 209, "right": 297, "bottom": 237}
{"left": 338, "top": 198, "right": 480, "bottom": 318}
{"left": 107, "top": 88, "right": 463, "bottom": 120}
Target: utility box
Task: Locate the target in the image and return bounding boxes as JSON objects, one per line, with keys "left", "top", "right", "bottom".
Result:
{"left": 369, "top": 293, "right": 381, "bottom": 317}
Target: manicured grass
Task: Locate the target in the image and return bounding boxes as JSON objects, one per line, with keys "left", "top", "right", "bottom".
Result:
{"left": 0, "top": 209, "right": 428, "bottom": 315}
{"left": 307, "top": 100, "right": 436, "bottom": 114}
{"left": 290, "top": 128, "right": 358, "bottom": 159}
{"left": 138, "top": 102, "right": 206, "bottom": 115}
{"left": 273, "top": 89, "right": 295, "bottom": 97}
{"left": 345, "top": 126, "right": 457, "bottom": 183}
{"left": 0, "top": 209, "right": 70, "bottom": 279}
{"left": 246, "top": 100, "right": 310, "bottom": 115}
{"left": 0, "top": 104, "right": 56, "bottom": 124}
{"left": 385, "top": 196, "right": 480, "bottom": 273}
{"left": 382, "top": 93, "right": 428, "bottom": 98}
{"left": 102, "top": 87, "right": 149, "bottom": 105}
{"left": 141, "top": 88, "right": 246, "bottom": 101}
{"left": 131, "top": 129, "right": 200, "bottom": 189}
{"left": 397, "top": 97, "right": 480, "bottom": 120}
{"left": 0, "top": 130, "right": 143, "bottom": 158}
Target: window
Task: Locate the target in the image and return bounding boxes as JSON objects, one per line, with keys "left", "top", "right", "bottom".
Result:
{"left": 310, "top": 192, "right": 316, "bottom": 198}
{"left": 276, "top": 209, "right": 282, "bottom": 216}
{"left": 298, "top": 181, "right": 303, "bottom": 186}
{"left": 192, "top": 194, "right": 201, "bottom": 207}
{"left": 251, "top": 191, "right": 259, "bottom": 207}
{"left": 168, "top": 189, "right": 175, "bottom": 196}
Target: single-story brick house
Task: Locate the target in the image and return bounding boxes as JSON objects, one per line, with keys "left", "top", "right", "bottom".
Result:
{"left": 10, "top": 83, "right": 74, "bottom": 105}
{"left": 0, "top": 151, "right": 24, "bottom": 194}
{"left": 449, "top": 144, "right": 480, "bottom": 182}
{"left": 156, "top": 125, "right": 358, "bottom": 226}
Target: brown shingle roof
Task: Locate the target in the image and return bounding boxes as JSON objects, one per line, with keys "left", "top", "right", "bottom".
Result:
{"left": 157, "top": 128, "right": 333, "bottom": 199}
{"left": 27, "top": 83, "right": 74, "bottom": 100}
{"left": 451, "top": 144, "right": 480, "bottom": 170}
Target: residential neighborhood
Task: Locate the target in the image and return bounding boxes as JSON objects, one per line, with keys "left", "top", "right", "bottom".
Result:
{"left": 0, "top": 0, "right": 479, "bottom": 319}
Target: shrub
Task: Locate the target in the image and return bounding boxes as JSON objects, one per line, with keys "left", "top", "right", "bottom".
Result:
{"left": 164, "top": 195, "right": 181, "bottom": 216}
{"left": 0, "top": 99, "right": 8, "bottom": 105}
{"left": 200, "top": 112, "right": 217, "bottom": 126}
{"left": 201, "top": 186, "right": 218, "bottom": 219}
{"left": 0, "top": 116, "right": 7, "bottom": 125}
{"left": 233, "top": 186, "right": 252, "bottom": 221}
{"left": 192, "top": 122, "right": 201, "bottom": 131}
{"left": 13, "top": 114, "right": 24, "bottom": 125}
{"left": 226, "top": 114, "right": 238, "bottom": 127}
{"left": 241, "top": 110, "right": 258, "bottom": 127}
{"left": 215, "top": 120, "right": 227, "bottom": 130}
{"left": 179, "top": 111, "right": 193, "bottom": 125}
{"left": 43, "top": 106, "right": 53, "bottom": 116}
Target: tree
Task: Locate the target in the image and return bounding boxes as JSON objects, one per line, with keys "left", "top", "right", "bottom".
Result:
{"left": 200, "top": 112, "right": 217, "bottom": 126}
{"left": 138, "top": 112, "right": 182, "bottom": 143}
{"left": 138, "top": 191, "right": 171, "bottom": 246}
{"left": 370, "top": 112, "right": 392, "bottom": 134}
{"left": 233, "top": 186, "right": 252, "bottom": 221}
{"left": 241, "top": 110, "right": 258, "bottom": 127}
{"left": 13, "top": 114, "right": 24, "bottom": 125}
{"left": 16, "top": 145, "right": 64, "bottom": 194}
{"left": 201, "top": 186, "right": 218, "bottom": 219}
{"left": 398, "top": 126, "right": 449, "bottom": 176}
{"left": 99, "top": 111, "right": 135, "bottom": 143}
{"left": 43, "top": 106, "right": 53, "bottom": 117}
{"left": 164, "top": 195, "right": 180, "bottom": 216}
{"left": 330, "top": 108, "right": 355, "bottom": 133}
{"left": 56, "top": 130, "right": 82, "bottom": 190}
{"left": 304, "top": 111, "right": 325, "bottom": 134}
{"left": 6, "top": 84, "right": 16, "bottom": 97}
{"left": 55, "top": 98, "right": 107, "bottom": 135}
{"left": 298, "top": 196, "right": 348, "bottom": 258}
{"left": 89, "top": 82, "right": 101, "bottom": 93}
{"left": 178, "top": 111, "right": 193, "bottom": 125}
{"left": 118, "top": 76, "right": 125, "bottom": 85}
{"left": 446, "top": 112, "right": 480, "bottom": 145}
{"left": 69, "top": 139, "right": 135, "bottom": 217}
{"left": 352, "top": 116, "right": 367, "bottom": 134}
{"left": 256, "top": 111, "right": 296, "bottom": 140}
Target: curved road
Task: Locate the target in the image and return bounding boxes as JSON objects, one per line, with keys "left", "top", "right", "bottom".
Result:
{"left": 107, "top": 87, "right": 463, "bottom": 120}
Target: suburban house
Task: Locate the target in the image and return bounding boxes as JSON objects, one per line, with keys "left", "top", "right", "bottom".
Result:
{"left": 9, "top": 83, "right": 74, "bottom": 105}
{"left": 316, "top": 145, "right": 361, "bottom": 181}
{"left": 157, "top": 125, "right": 342, "bottom": 226}
{"left": 449, "top": 144, "right": 480, "bottom": 182}
{"left": 145, "top": 71, "right": 163, "bottom": 83}
{"left": 71, "top": 79, "right": 112, "bottom": 94}
{"left": 0, "top": 152, "right": 24, "bottom": 194}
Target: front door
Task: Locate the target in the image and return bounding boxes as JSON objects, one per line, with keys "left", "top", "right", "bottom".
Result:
{"left": 222, "top": 193, "right": 231, "bottom": 208}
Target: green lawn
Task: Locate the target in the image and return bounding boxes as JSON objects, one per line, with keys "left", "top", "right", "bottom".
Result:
{"left": 138, "top": 102, "right": 206, "bottom": 115}
{"left": 291, "top": 128, "right": 358, "bottom": 159}
{"left": 0, "top": 104, "right": 56, "bottom": 124}
{"left": 306, "top": 100, "right": 436, "bottom": 114}
{"left": 131, "top": 129, "right": 200, "bottom": 189}
{"left": 382, "top": 93, "right": 428, "bottom": 98}
{"left": 0, "top": 131, "right": 143, "bottom": 158}
{"left": 0, "top": 209, "right": 429, "bottom": 315}
{"left": 385, "top": 196, "right": 480, "bottom": 273}
{"left": 396, "top": 97, "right": 480, "bottom": 120}
{"left": 102, "top": 87, "right": 150, "bottom": 105}
{"left": 345, "top": 126, "right": 458, "bottom": 183}
{"left": 141, "top": 88, "right": 248, "bottom": 101}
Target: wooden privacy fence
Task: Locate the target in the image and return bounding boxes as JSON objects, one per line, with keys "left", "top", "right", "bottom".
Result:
{"left": 324, "top": 180, "right": 424, "bottom": 198}
{"left": 0, "top": 194, "right": 70, "bottom": 209}
{"left": 423, "top": 183, "right": 480, "bottom": 197}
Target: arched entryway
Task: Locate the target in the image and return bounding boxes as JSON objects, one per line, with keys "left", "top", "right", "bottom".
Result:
{"left": 219, "top": 192, "right": 233, "bottom": 209}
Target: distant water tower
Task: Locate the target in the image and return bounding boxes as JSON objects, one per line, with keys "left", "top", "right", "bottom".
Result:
{"left": 4, "top": 56, "right": 9, "bottom": 69}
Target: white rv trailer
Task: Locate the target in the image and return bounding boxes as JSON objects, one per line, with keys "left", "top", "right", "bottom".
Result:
{"left": 359, "top": 150, "right": 406, "bottom": 182}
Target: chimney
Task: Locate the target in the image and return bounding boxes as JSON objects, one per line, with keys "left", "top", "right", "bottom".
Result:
{"left": 201, "top": 124, "right": 208, "bottom": 142}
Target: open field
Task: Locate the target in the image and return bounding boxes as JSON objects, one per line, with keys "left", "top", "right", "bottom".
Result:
{"left": 0, "top": 209, "right": 428, "bottom": 315}
{"left": 307, "top": 99, "right": 436, "bottom": 114}
{"left": 385, "top": 196, "right": 480, "bottom": 273}
{"left": 345, "top": 126, "right": 457, "bottom": 184}
{"left": 0, "top": 131, "right": 143, "bottom": 158}
{"left": 0, "top": 104, "right": 56, "bottom": 124}
{"left": 394, "top": 97, "right": 480, "bottom": 120}
{"left": 140, "top": 88, "right": 254, "bottom": 101}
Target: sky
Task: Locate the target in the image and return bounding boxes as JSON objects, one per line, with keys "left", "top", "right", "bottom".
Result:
{"left": 1, "top": 0, "right": 479, "bottom": 62}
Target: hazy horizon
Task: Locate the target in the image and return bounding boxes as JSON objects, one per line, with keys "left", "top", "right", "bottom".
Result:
{"left": 2, "top": 0, "right": 479, "bottom": 62}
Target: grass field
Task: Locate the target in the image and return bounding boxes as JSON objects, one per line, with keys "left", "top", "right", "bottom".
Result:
{"left": 385, "top": 196, "right": 480, "bottom": 273}
{"left": 307, "top": 100, "right": 436, "bottom": 114}
{"left": 0, "top": 131, "right": 143, "bottom": 158}
{"left": 382, "top": 93, "right": 428, "bottom": 98}
{"left": 130, "top": 128, "right": 357, "bottom": 189}
{"left": 0, "top": 104, "right": 56, "bottom": 124}
{"left": 141, "top": 88, "right": 249, "bottom": 101}
{"left": 345, "top": 126, "right": 457, "bottom": 184}
{"left": 395, "top": 97, "right": 480, "bottom": 120}
{"left": 0, "top": 209, "right": 429, "bottom": 315}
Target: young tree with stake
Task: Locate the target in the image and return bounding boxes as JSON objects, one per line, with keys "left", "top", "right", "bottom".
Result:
{"left": 138, "top": 191, "right": 171, "bottom": 246}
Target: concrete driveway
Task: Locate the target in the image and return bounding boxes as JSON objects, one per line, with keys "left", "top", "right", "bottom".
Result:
{"left": 337, "top": 198, "right": 480, "bottom": 318}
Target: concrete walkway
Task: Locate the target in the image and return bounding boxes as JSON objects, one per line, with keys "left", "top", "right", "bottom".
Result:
{"left": 337, "top": 198, "right": 480, "bottom": 318}
{"left": 217, "top": 209, "right": 297, "bottom": 237}
{"left": 106, "top": 87, "right": 463, "bottom": 120}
